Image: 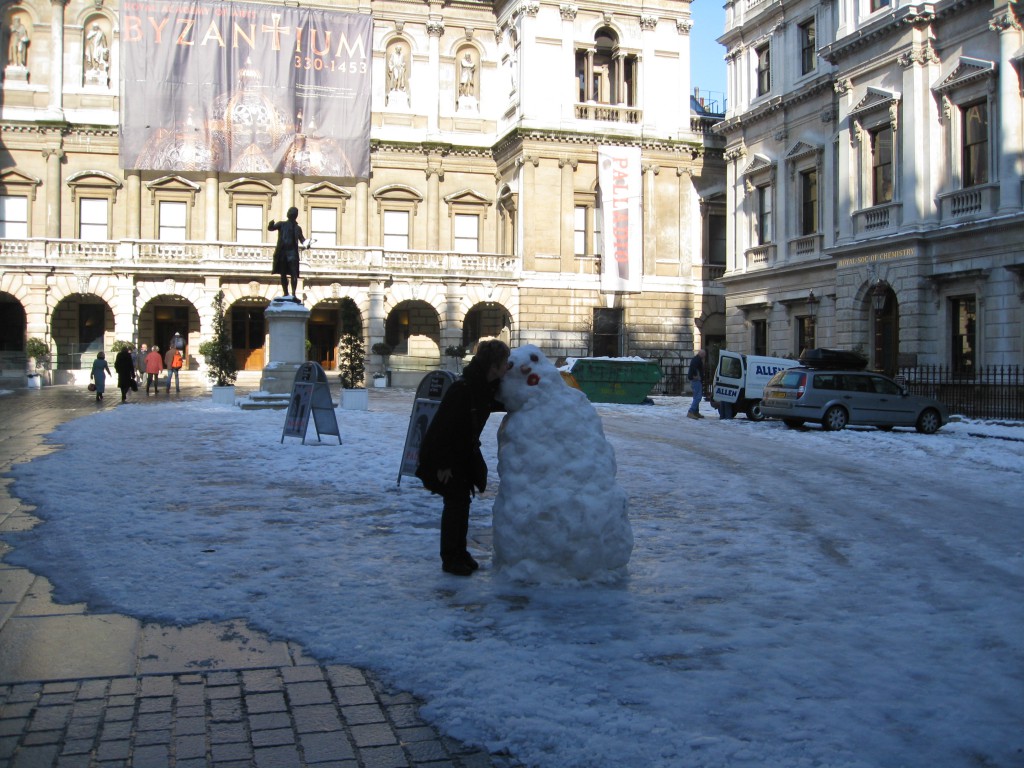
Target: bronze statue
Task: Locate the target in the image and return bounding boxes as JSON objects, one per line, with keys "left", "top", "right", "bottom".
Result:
{"left": 268, "top": 206, "right": 306, "bottom": 300}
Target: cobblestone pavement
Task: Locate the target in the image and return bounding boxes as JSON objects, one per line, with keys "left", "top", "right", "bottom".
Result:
{"left": 0, "top": 383, "right": 514, "bottom": 768}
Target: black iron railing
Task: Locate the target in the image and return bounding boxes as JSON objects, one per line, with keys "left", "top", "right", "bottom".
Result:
{"left": 896, "top": 365, "right": 1024, "bottom": 420}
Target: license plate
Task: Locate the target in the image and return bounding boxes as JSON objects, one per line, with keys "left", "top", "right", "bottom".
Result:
{"left": 769, "top": 391, "right": 787, "bottom": 399}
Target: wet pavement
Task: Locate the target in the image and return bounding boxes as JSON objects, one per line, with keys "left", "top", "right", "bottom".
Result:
{"left": 0, "top": 381, "right": 513, "bottom": 768}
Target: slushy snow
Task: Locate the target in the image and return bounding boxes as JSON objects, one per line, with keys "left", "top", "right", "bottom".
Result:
{"left": 1, "top": 387, "right": 1021, "bottom": 768}
{"left": 493, "top": 345, "right": 632, "bottom": 582}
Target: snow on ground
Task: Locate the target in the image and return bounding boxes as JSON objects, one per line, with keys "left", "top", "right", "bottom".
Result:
{"left": 3, "top": 392, "right": 1022, "bottom": 768}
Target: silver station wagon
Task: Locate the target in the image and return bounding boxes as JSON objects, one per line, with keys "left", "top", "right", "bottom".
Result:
{"left": 761, "top": 367, "right": 950, "bottom": 433}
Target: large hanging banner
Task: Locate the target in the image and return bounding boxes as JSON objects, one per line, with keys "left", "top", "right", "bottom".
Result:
{"left": 597, "top": 145, "right": 643, "bottom": 293}
{"left": 119, "top": 1, "right": 371, "bottom": 179}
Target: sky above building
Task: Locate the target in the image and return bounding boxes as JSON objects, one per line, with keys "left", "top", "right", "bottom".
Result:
{"left": 690, "top": 0, "right": 727, "bottom": 110}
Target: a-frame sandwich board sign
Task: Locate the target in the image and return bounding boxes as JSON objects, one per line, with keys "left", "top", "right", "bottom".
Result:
{"left": 281, "top": 362, "right": 342, "bottom": 445}
{"left": 397, "top": 369, "right": 457, "bottom": 486}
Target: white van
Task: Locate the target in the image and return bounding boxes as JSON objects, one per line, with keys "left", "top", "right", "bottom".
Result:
{"left": 712, "top": 350, "right": 798, "bottom": 420}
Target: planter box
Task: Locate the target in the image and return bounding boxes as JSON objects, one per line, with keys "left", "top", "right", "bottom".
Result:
{"left": 211, "top": 385, "right": 236, "bottom": 405}
{"left": 373, "top": 377, "right": 388, "bottom": 388}
{"left": 342, "top": 387, "right": 369, "bottom": 410}
{"left": 26, "top": 373, "right": 42, "bottom": 389}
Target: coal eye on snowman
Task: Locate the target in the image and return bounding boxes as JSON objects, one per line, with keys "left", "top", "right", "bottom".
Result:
{"left": 530, "top": 354, "right": 539, "bottom": 362}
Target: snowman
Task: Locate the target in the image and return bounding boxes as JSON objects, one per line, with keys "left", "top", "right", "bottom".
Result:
{"left": 493, "top": 345, "right": 633, "bottom": 582}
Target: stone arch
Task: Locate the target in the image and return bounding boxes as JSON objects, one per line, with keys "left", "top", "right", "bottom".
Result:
{"left": 384, "top": 299, "right": 442, "bottom": 360}
{"left": 307, "top": 295, "right": 365, "bottom": 371}
{"left": 461, "top": 301, "right": 513, "bottom": 350}
{"left": 137, "top": 294, "right": 200, "bottom": 366}
{"left": 49, "top": 293, "right": 114, "bottom": 371}
{"left": 0, "top": 291, "right": 27, "bottom": 357}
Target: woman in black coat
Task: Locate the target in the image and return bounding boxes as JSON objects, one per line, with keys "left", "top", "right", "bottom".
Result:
{"left": 416, "top": 340, "right": 510, "bottom": 576}
{"left": 113, "top": 346, "right": 136, "bottom": 403}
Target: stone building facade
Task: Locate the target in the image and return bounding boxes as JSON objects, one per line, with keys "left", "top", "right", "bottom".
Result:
{"left": 717, "top": 0, "right": 1023, "bottom": 372}
{"left": 0, "top": 0, "right": 725, "bottom": 386}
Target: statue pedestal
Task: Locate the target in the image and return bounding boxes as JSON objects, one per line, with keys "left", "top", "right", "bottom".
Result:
{"left": 259, "top": 299, "right": 310, "bottom": 395}
{"left": 4, "top": 65, "right": 28, "bottom": 83}
{"left": 457, "top": 95, "right": 478, "bottom": 113}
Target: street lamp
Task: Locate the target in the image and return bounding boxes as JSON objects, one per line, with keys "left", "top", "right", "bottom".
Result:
{"left": 871, "top": 279, "right": 888, "bottom": 313}
{"left": 806, "top": 290, "right": 819, "bottom": 320}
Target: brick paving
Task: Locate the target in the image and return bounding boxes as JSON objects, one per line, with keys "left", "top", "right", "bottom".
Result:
{"left": 0, "top": 383, "right": 516, "bottom": 768}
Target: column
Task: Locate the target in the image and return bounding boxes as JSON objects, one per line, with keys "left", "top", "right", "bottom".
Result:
{"left": 281, "top": 176, "right": 295, "bottom": 217}
{"left": 426, "top": 167, "right": 441, "bottom": 251}
{"left": 48, "top": 0, "right": 67, "bottom": 115}
{"left": 42, "top": 148, "right": 63, "bottom": 238}
{"left": 426, "top": 19, "right": 444, "bottom": 135}
{"left": 442, "top": 280, "right": 464, "bottom": 361}
{"left": 368, "top": 280, "right": 385, "bottom": 344}
{"left": 560, "top": 4, "right": 578, "bottom": 119}
{"left": 677, "top": 167, "right": 693, "bottom": 274}
{"left": 355, "top": 180, "right": 368, "bottom": 247}
{"left": 205, "top": 174, "right": 219, "bottom": 241}
{"left": 559, "top": 159, "right": 576, "bottom": 271}
{"left": 996, "top": 15, "right": 1023, "bottom": 212}
{"left": 126, "top": 171, "right": 141, "bottom": 239}
{"left": 114, "top": 273, "right": 136, "bottom": 341}
{"left": 641, "top": 162, "right": 659, "bottom": 271}
{"left": 518, "top": 156, "right": 538, "bottom": 271}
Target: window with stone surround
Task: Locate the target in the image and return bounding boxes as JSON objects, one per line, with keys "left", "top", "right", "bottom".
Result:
{"left": 800, "top": 169, "right": 818, "bottom": 236}
{"left": 575, "top": 28, "right": 638, "bottom": 106}
{"left": 299, "top": 182, "right": 350, "bottom": 247}
{"left": 374, "top": 184, "right": 423, "bottom": 251}
{"left": 755, "top": 183, "right": 773, "bottom": 244}
{"left": 962, "top": 102, "right": 989, "bottom": 188}
{"left": 158, "top": 201, "right": 187, "bottom": 241}
{"left": 453, "top": 213, "right": 479, "bottom": 254}
{"left": 798, "top": 19, "right": 816, "bottom": 77}
{"left": 950, "top": 295, "right": 976, "bottom": 373}
{"left": 79, "top": 198, "right": 108, "bottom": 240}
{"left": 592, "top": 307, "right": 623, "bottom": 357}
{"left": 383, "top": 210, "right": 410, "bottom": 250}
{"left": 755, "top": 43, "right": 771, "bottom": 97}
{"left": 0, "top": 195, "right": 28, "bottom": 238}
{"left": 752, "top": 319, "right": 767, "bottom": 356}
{"left": 309, "top": 207, "right": 338, "bottom": 247}
{"left": 68, "top": 171, "right": 121, "bottom": 240}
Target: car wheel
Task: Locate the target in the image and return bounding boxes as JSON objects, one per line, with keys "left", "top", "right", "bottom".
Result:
{"left": 782, "top": 419, "right": 804, "bottom": 429}
{"left": 822, "top": 406, "right": 848, "bottom": 431}
{"left": 916, "top": 408, "right": 941, "bottom": 435}
{"left": 745, "top": 402, "right": 766, "bottom": 422}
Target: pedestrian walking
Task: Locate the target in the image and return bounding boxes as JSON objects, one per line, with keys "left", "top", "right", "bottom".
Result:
{"left": 164, "top": 344, "right": 184, "bottom": 393}
{"left": 136, "top": 343, "right": 148, "bottom": 382}
{"left": 144, "top": 345, "right": 163, "bottom": 394}
{"left": 114, "top": 345, "right": 136, "bottom": 402}
{"left": 687, "top": 348, "right": 707, "bottom": 420}
{"left": 415, "top": 339, "right": 510, "bottom": 576}
{"left": 90, "top": 352, "right": 111, "bottom": 402}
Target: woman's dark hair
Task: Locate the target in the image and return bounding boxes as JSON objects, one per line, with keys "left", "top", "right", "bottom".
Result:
{"left": 470, "top": 339, "right": 510, "bottom": 370}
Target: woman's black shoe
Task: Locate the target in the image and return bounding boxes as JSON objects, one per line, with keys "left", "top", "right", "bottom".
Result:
{"left": 464, "top": 553, "right": 480, "bottom": 571}
{"left": 442, "top": 561, "right": 473, "bottom": 576}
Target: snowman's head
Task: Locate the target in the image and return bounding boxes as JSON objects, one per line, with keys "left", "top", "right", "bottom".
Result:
{"left": 499, "top": 344, "right": 564, "bottom": 412}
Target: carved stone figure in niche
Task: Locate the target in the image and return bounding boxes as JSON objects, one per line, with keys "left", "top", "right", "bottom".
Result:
{"left": 458, "top": 52, "right": 476, "bottom": 98}
{"left": 386, "top": 44, "right": 408, "bottom": 96}
{"left": 8, "top": 17, "right": 29, "bottom": 68}
{"left": 85, "top": 23, "right": 108, "bottom": 74}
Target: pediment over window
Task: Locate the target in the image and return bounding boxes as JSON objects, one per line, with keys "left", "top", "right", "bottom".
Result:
{"left": 443, "top": 188, "right": 491, "bottom": 206}
{"left": 785, "top": 141, "right": 820, "bottom": 163}
{"left": 67, "top": 170, "right": 122, "bottom": 202}
{"left": 300, "top": 181, "right": 351, "bottom": 200}
{"left": 849, "top": 87, "right": 900, "bottom": 121}
{"left": 0, "top": 168, "right": 42, "bottom": 187}
{"left": 932, "top": 57, "right": 996, "bottom": 96}
{"left": 372, "top": 184, "right": 424, "bottom": 203}
{"left": 740, "top": 154, "right": 774, "bottom": 177}
{"left": 223, "top": 177, "right": 276, "bottom": 195}
{"left": 146, "top": 175, "right": 201, "bottom": 194}
{"left": 67, "top": 170, "right": 122, "bottom": 188}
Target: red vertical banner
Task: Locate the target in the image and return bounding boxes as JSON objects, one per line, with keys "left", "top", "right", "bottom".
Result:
{"left": 119, "top": 1, "right": 372, "bottom": 180}
{"left": 598, "top": 146, "right": 643, "bottom": 293}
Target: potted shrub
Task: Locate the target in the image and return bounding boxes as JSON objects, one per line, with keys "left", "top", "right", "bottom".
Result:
{"left": 25, "top": 336, "right": 49, "bottom": 388}
{"left": 198, "top": 290, "right": 238, "bottom": 404}
{"left": 371, "top": 341, "right": 393, "bottom": 386}
{"left": 337, "top": 300, "right": 367, "bottom": 409}
{"left": 445, "top": 344, "right": 468, "bottom": 372}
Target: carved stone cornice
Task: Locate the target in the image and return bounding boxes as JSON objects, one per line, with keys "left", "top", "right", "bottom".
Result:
{"left": 640, "top": 14, "right": 659, "bottom": 31}
{"left": 521, "top": 1, "right": 541, "bottom": 17}
{"left": 676, "top": 18, "right": 693, "bottom": 35}
{"left": 559, "top": 4, "right": 577, "bottom": 21}
{"left": 426, "top": 19, "right": 444, "bottom": 37}
{"left": 558, "top": 158, "right": 578, "bottom": 170}
{"left": 897, "top": 40, "right": 940, "bottom": 69}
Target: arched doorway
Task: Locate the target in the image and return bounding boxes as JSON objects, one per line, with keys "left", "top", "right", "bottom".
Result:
{"left": 230, "top": 299, "right": 269, "bottom": 371}
{"left": 308, "top": 302, "right": 341, "bottom": 370}
{"left": 0, "top": 293, "right": 26, "bottom": 354}
{"left": 872, "top": 285, "right": 899, "bottom": 375}
{"left": 50, "top": 295, "right": 114, "bottom": 370}
{"left": 385, "top": 300, "right": 441, "bottom": 371}
{"left": 140, "top": 296, "right": 200, "bottom": 367}
{"left": 462, "top": 302, "right": 513, "bottom": 351}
